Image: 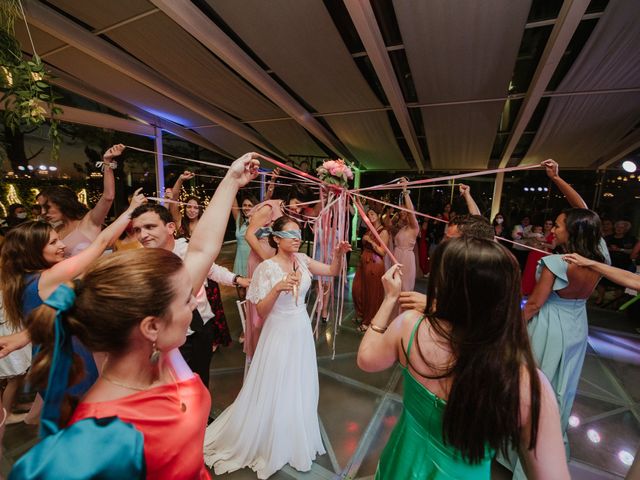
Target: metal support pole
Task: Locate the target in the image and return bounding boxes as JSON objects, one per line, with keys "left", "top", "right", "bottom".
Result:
{"left": 351, "top": 169, "right": 361, "bottom": 246}
{"left": 154, "top": 127, "right": 165, "bottom": 200}
{"left": 490, "top": 172, "right": 505, "bottom": 221}
{"left": 260, "top": 171, "right": 266, "bottom": 202}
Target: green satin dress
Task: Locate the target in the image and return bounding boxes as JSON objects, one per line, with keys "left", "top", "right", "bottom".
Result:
{"left": 376, "top": 317, "right": 493, "bottom": 479}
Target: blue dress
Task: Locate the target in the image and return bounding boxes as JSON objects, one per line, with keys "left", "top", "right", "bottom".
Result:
{"left": 234, "top": 215, "right": 250, "bottom": 277}
{"left": 23, "top": 273, "right": 98, "bottom": 397}
{"left": 497, "top": 254, "right": 588, "bottom": 477}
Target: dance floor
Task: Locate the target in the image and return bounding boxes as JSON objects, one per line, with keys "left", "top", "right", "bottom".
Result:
{"left": 1, "top": 244, "right": 638, "bottom": 479}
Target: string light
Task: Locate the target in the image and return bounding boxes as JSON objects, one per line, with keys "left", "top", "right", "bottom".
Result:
{"left": 7, "top": 184, "right": 23, "bottom": 205}
{"left": 77, "top": 189, "right": 89, "bottom": 207}
{"left": 0, "top": 200, "right": 7, "bottom": 217}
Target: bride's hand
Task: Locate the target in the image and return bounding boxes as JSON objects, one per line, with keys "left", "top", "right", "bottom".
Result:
{"left": 275, "top": 273, "right": 299, "bottom": 293}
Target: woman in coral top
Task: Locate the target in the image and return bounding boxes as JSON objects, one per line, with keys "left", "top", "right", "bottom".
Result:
{"left": 20, "top": 154, "right": 260, "bottom": 479}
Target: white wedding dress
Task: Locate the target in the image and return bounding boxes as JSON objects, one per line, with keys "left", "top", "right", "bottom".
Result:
{"left": 203, "top": 253, "right": 325, "bottom": 479}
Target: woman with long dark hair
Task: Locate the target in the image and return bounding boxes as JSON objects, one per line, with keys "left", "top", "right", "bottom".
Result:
{"left": 352, "top": 205, "right": 389, "bottom": 332}
{"left": 41, "top": 144, "right": 122, "bottom": 258}
{"left": 498, "top": 159, "right": 607, "bottom": 477}
{"left": 358, "top": 239, "right": 567, "bottom": 479}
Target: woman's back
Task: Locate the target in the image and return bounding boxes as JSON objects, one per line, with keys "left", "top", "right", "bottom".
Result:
{"left": 378, "top": 312, "right": 493, "bottom": 479}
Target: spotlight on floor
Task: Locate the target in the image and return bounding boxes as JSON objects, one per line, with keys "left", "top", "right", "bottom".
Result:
{"left": 622, "top": 160, "right": 637, "bottom": 173}
{"left": 587, "top": 429, "right": 601, "bottom": 443}
{"left": 618, "top": 450, "right": 634, "bottom": 466}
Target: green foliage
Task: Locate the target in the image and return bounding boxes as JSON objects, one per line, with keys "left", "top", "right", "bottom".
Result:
{"left": 0, "top": 2, "right": 63, "bottom": 162}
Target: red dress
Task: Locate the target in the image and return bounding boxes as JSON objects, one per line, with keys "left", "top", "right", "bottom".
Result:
{"left": 521, "top": 232, "right": 554, "bottom": 295}
{"left": 352, "top": 228, "right": 387, "bottom": 326}
{"left": 70, "top": 376, "right": 211, "bottom": 480}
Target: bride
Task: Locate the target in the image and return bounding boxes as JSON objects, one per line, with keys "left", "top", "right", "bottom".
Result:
{"left": 204, "top": 215, "right": 350, "bottom": 478}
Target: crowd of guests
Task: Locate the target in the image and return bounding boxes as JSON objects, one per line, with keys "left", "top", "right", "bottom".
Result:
{"left": 0, "top": 147, "right": 638, "bottom": 479}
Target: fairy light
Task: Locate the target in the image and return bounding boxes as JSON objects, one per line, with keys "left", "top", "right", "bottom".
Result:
{"left": 0, "top": 200, "right": 7, "bottom": 217}
{"left": 7, "top": 184, "right": 22, "bottom": 205}
{"left": 77, "top": 189, "right": 89, "bottom": 207}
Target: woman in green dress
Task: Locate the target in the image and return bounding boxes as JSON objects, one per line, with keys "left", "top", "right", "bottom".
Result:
{"left": 357, "top": 238, "right": 569, "bottom": 480}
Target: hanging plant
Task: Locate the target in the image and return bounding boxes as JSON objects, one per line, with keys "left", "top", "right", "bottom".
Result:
{"left": 0, "top": 0, "right": 63, "bottom": 161}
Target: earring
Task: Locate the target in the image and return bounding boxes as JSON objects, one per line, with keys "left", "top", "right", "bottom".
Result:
{"left": 149, "top": 342, "right": 160, "bottom": 364}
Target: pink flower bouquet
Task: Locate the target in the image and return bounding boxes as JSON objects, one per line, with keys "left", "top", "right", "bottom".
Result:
{"left": 316, "top": 159, "right": 354, "bottom": 187}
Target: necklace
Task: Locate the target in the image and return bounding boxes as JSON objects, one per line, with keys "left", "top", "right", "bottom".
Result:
{"left": 101, "top": 374, "right": 151, "bottom": 392}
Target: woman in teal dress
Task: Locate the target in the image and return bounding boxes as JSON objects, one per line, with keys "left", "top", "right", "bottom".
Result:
{"left": 497, "top": 160, "right": 607, "bottom": 478}
{"left": 232, "top": 194, "right": 257, "bottom": 277}
{"left": 357, "top": 238, "right": 569, "bottom": 479}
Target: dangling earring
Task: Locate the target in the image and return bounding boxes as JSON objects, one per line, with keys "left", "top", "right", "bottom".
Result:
{"left": 149, "top": 342, "right": 160, "bottom": 364}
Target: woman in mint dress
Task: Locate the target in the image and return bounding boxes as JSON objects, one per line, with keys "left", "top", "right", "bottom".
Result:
{"left": 357, "top": 238, "right": 569, "bottom": 479}
{"left": 232, "top": 194, "right": 258, "bottom": 277}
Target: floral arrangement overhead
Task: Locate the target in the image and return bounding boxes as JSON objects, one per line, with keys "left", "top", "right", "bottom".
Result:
{"left": 316, "top": 159, "right": 354, "bottom": 188}
{"left": 0, "top": 0, "right": 63, "bottom": 161}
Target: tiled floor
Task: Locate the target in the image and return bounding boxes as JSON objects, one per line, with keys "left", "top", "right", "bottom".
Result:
{"left": 2, "top": 244, "right": 638, "bottom": 479}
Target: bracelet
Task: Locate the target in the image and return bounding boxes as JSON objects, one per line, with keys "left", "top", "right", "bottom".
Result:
{"left": 95, "top": 160, "right": 117, "bottom": 171}
{"left": 370, "top": 324, "right": 387, "bottom": 334}
{"left": 403, "top": 190, "right": 411, "bottom": 195}
{"left": 232, "top": 274, "right": 241, "bottom": 286}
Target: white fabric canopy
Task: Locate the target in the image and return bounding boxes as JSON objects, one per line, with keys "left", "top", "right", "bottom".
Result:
{"left": 395, "top": 0, "right": 531, "bottom": 170}
{"left": 525, "top": 0, "right": 640, "bottom": 168}
{"left": 208, "top": 0, "right": 408, "bottom": 170}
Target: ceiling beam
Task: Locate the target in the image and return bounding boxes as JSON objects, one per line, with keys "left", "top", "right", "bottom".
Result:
{"left": 344, "top": 0, "right": 426, "bottom": 172}
{"left": 0, "top": 100, "right": 155, "bottom": 137}
{"left": 48, "top": 66, "right": 233, "bottom": 157}
{"left": 498, "top": 0, "right": 591, "bottom": 168}
{"left": 592, "top": 133, "right": 640, "bottom": 170}
{"left": 22, "top": 0, "right": 285, "bottom": 159}
{"left": 148, "top": 0, "right": 355, "bottom": 164}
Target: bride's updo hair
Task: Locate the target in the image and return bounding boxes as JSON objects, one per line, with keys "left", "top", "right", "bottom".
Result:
{"left": 268, "top": 216, "right": 300, "bottom": 250}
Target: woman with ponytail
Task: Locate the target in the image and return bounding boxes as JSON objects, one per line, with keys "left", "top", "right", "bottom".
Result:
{"left": 357, "top": 238, "right": 568, "bottom": 479}
{"left": 9, "top": 153, "right": 260, "bottom": 479}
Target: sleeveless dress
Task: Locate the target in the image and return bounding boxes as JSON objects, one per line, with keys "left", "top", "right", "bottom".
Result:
{"left": 497, "top": 254, "right": 589, "bottom": 478}
{"left": 203, "top": 253, "right": 325, "bottom": 479}
{"left": 71, "top": 374, "right": 211, "bottom": 480}
{"left": 352, "top": 228, "right": 386, "bottom": 326}
{"left": 377, "top": 317, "right": 493, "bottom": 479}
{"left": 244, "top": 200, "right": 284, "bottom": 357}
{"left": 233, "top": 215, "right": 250, "bottom": 277}
{"left": 0, "top": 299, "right": 31, "bottom": 379}
{"left": 393, "top": 227, "right": 418, "bottom": 291}
{"left": 62, "top": 227, "right": 92, "bottom": 259}
{"left": 23, "top": 273, "right": 98, "bottom": 397}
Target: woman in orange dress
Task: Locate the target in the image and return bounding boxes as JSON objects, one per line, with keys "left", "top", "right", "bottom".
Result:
{"left": 15, "top": 154, "right": 259, "bottom": 479}
{"left": 352, "top": 207, "right": 389, "bottom": 332}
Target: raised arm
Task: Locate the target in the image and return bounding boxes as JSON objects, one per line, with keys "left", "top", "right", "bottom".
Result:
{"left": 87, "top": 144, "right": 121, "bottom": 227}
{"left": 264, "top": 168, "right": 280, "bottom": 201}
{"left": 39, "top": 189, "right": 146, "bottom": 299}
{"left": 543, "top": 159, "right": 588, "bottom": 209}
{"left": 306, "top": 241, "right": 351, "bottom": 277}
{"left": 564, "top": 253, "right": 640, "bottom": 290}
{"left": 459, "top": 184, "right": 481, "bottom": 216}
{"left": 185, "top": 153, "right": 260, "bottom": 292}
{"left": 245, "top": 205, "right": 274, "bottom": 261}
{"left": 169, "top": 171, "right": 195, "bottom": 229}
{"left": 231, "top": 195, "right": 240, "bottom": 223}
{"left": 401, "top": 179, "right": 420, "bottom": 231}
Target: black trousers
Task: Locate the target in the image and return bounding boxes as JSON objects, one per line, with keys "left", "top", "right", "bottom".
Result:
{"left": 179, "top": 310, "right": 214, "bottom": 388}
